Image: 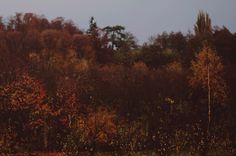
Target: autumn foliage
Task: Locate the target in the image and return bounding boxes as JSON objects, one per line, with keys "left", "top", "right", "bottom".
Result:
{"left": 0, "top": 73, "right": 45, "bottom": 110}
{"left": 0, "top": 12, "right": 235, "bottom": 155}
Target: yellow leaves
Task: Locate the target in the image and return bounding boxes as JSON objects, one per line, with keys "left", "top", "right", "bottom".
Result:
{"left": 165, "top": 62, "right": 182, "bottom": 73}
{"left": 29, "top": 52, "right": 40, "bottom": 62}
{"left": 74, "top": 58, "right": 90, "bottom": 73}
{"left": 190, "top": 46, "right": 222, "bottom": 88}
{"left": 165, "top": 97, "right": 175, "bottom": 105}
{"left": 189, "top": 45, "right": 228, "bottom": 105}
{"left": 96, "top": 132, "right": 107, "bottom": 143}
{"left": 29, "top": 48, "right": 91, "bottom": 77}
{"left": 78, "top": 106, "right": 117, "bottom": 144}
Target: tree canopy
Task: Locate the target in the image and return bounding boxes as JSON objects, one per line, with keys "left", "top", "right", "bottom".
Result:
{"left": 0, "top": 11, "right": 235, "bottom": 155}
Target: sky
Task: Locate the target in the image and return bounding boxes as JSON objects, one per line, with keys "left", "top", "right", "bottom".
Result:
{"left": 0, "top": 0, "right": 235, "bottom": 43}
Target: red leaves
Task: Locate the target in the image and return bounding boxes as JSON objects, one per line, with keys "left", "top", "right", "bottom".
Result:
{"left": 0, "top": 73, "right": 46, "bottom": 111}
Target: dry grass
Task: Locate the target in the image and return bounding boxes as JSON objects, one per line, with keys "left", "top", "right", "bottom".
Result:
{"left": 0, "top": 152, "right": 66, "bottom": 156}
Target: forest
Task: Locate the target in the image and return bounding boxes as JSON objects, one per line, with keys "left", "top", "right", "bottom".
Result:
{"left": 0, "top": 12, "right": 235, "bottom": 156}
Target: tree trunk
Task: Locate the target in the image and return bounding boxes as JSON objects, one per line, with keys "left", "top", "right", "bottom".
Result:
{"left": 202, "top": 51, "right": 211, "bottom": 156}
{"left": 207, "top": 63, "right": 211, "bottom": 134}
{"left": 43, "top": 121, "right": 48, "bottom": 150}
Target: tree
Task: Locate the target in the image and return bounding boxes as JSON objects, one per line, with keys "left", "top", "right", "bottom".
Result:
{"left": 0, "top": 17, "right": 4, "bottom": 31}
{"left": 0, "top": 72, "right": 45, "bottom": 111}
{"left": 87, "top": 17, "right": 98, "bottom": 36}
{"left": 213, "top": 26, "right": 236, "bottom": 63}
{"left": 78, "top": 106, "right": 117, "bottom": 154}
{"left": 194, "top": 11, "right": 212, "bottom": 40}
{"left": 51, "top": 17, "right": 64, "bottom": 30}
{"left": 64, "top": 20, "right": 80, "bottom": 34}
{"left": 87, "top": 16, "right": 100, "bottom": 47}
{"left": 24, "top": 29, "right": 42, "bottom": 53}
{"left": 72, "top": 34, "right": 95, "bottom": 60}
{"left": 103, "top": 25, "right": 126, "bottom": 50}
{"left": 0, "top": 72, "right": 51, "bottom": 150}
{"left": 194, "top": 11, "right": 212, "bottom": 43}
{"left": 41, "top": 29, "right": 59, "bottom": 50}
{"left": 56, "top": 76, "right": 79, "bottom": 129}
{"left": 189, "top": 45, "right": 228, "bottom": 155}
{"left": 86, "top": 17, "right": 110, "bottom": 63}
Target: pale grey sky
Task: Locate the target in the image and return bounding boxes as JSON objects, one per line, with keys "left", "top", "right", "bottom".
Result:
{"left": 0, "top": 0, "right": 235, "bottom": 43}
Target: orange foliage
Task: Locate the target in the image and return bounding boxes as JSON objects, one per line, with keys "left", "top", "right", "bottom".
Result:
{"left": 79, "top": 106, "right": 117, "bottom": 143}
{"left": 189, "top": 46, "right": 228, "bottom": 104}
{"left": 0, "top": 72, "right": 46, "bottom": 111}
{"left": 56, "top": 77, "right": 79, "bottom": 127}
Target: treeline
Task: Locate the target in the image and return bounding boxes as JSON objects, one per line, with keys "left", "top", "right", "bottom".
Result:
{"left": 0, "top": 12, "right": 236, "bottom": 155}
